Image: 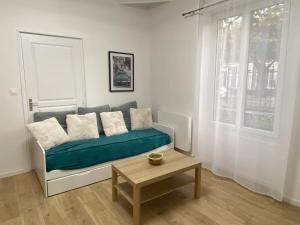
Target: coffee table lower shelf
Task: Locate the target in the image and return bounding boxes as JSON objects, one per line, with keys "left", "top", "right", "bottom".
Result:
{"left": 114, "top": 173, "right": 194, "bottom": 205}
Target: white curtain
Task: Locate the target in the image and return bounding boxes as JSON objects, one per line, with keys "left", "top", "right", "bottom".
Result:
{"left": 194, "top": 0, "right": 300, "bottom": 200}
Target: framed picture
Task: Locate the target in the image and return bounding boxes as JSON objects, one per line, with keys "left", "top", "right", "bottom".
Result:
{"left": 109, "top": 51, "right": 134, "bottom": 92}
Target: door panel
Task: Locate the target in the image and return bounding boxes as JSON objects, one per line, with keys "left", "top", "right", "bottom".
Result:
{"left": 20, "top": 33, "right": 85, "bottom": 122}
{"left": 33, "top": 44, "right": 76, "bottom": 100}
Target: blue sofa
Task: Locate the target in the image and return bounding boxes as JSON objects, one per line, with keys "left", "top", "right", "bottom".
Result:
{"left": 31, "top": 102, "right": 174, "bottom": 197}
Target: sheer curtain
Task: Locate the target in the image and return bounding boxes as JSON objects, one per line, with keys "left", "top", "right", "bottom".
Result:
{"left": 194, "top": 0, "right": 299, "bottom": 200}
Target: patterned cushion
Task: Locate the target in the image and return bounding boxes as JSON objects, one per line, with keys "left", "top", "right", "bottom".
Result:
{"left": 78, "top": 105, "right": 110, "bottom": 134}
{"left": 100, "top": 111, "right": 128, "bottom": 136}
{"left": 66, "top": 113, "right": 99, "bottom": 141}
{"left": 27, "top": 118, "right": 70, "bottom": 150}
{"left": 130, "top": 108, "right": 153, "bottom": 130}
{"left": 111, "top": 101, "right": 137, "bottom": 130}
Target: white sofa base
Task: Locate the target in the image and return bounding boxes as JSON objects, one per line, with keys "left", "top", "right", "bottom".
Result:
{"left": 33, "top": 123, "right": 175, "bottom": 197}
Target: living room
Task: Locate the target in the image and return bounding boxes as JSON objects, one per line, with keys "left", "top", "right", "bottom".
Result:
{"left": 0, "top": 0, "right": 300, "bottom": 224}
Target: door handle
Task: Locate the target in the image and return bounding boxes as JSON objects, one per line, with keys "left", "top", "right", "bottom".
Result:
{"left": 28, "top": 99, "right": 38, "bottom": 111}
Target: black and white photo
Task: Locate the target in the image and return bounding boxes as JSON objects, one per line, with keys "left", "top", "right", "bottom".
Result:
{"left": 109, "top": 51, "right": 134, "bottom": 92}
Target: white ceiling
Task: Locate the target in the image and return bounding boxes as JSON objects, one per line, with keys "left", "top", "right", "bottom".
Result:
{"left": 118, "top": 0, "right": 171, "bottom": 9}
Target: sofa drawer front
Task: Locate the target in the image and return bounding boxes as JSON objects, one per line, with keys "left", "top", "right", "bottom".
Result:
{"left": 47, "top": 165, "right": 112, "bottom": 196}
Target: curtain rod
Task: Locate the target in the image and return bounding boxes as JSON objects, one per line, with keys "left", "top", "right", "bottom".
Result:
{"left": 182, "top": 0, "right": 231, "bottom": 17}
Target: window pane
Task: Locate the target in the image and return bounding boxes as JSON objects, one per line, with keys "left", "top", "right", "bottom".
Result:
{"left": 214, "top": 16, "right": 243, "bottom": 124}
{"left": 244, "top": 4, "right": 284, "bottom": 131}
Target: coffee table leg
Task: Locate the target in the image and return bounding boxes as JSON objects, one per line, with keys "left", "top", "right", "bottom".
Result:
{"left": 194, "top": 165, "right": 201, "bottom": 199}
{"left": 112, "top": 168, "right": 118, "bottom": 201}
{"left": 133, "top": 185, "right": 141, "bottom": 225}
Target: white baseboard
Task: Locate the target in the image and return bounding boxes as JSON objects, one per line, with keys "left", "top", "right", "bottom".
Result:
{"left": 0, "top": 168, "right": 32, "bottom": 179}
{"left": 284, "top": 196, "right": 300, "bottom": 207}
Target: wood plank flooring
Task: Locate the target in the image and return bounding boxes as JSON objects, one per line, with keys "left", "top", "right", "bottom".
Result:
{"left": 0, "top": 169, "right": 299, "bottom": 225}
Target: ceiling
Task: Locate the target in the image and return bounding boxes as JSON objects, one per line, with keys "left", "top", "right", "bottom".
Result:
{"left": 118, "top": 0, "right": 171, "bottom": 9}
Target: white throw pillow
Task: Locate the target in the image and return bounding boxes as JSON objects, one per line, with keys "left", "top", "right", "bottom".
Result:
{"left": 27, "top": 117, "right": 70, "bottom": 150}
{"left": 130, "top": 108, "right": 153, "bottom": 130}
{"left": 66, "top": 113, "right": 99, "bottom": 141}
{"left": 100, "top": 111, "right": 128, "bottom": 136}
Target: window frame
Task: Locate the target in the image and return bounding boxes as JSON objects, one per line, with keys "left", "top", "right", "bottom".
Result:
{"left": 208, "top": 0, "right": 289, "bottom": 138}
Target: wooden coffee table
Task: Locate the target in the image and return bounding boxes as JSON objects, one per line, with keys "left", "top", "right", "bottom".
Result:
{"left": 111, "top": 149, "right": 202, "bottom": 225}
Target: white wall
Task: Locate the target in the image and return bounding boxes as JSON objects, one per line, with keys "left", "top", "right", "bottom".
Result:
{"left": 149, "top": 0, "right": 200, "bottom": 119}
{"left": 0, "top": 0, "right": 151, "bottom": 178}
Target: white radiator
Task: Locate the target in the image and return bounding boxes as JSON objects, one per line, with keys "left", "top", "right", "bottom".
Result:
{"left": 157, "top": 111, "right": 192, "bottom": 152}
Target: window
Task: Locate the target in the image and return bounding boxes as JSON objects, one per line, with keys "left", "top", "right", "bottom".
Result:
{"left": 214, "top": 16, "right": 243, "bottom": 124}
{"left": 214, "top": 3, "right": 285, "bottom": 132}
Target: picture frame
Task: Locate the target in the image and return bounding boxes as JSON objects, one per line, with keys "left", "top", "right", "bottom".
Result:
{"left": 108, "top": 51, "right": 134, "bottom": 92}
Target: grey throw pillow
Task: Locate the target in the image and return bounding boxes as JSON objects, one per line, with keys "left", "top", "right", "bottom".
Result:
{"left": 33, "top": 110, "right": 76, "bottom": 131}
{"left": 78, "top": 105, "right": 110, "bottom": 134}
{"left": 111, "top": 101, "right": 137, "bottom": 130}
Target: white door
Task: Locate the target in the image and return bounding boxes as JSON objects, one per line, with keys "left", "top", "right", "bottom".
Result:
{"left": 20, "top": 33, "right": 86, "bottom": 122}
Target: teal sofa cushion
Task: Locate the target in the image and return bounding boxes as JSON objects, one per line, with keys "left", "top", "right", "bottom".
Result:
{"left": 46, "top": 128, "right": 171, "bottom": 172}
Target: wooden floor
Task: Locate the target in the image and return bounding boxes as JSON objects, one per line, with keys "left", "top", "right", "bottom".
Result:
{"left": 0, "top": 170, "right": 300, "bottom": 225}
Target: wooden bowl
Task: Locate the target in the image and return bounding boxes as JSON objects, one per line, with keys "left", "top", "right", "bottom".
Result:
{"left": 147, "top": 152, "right": 164, "bottom": 165}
